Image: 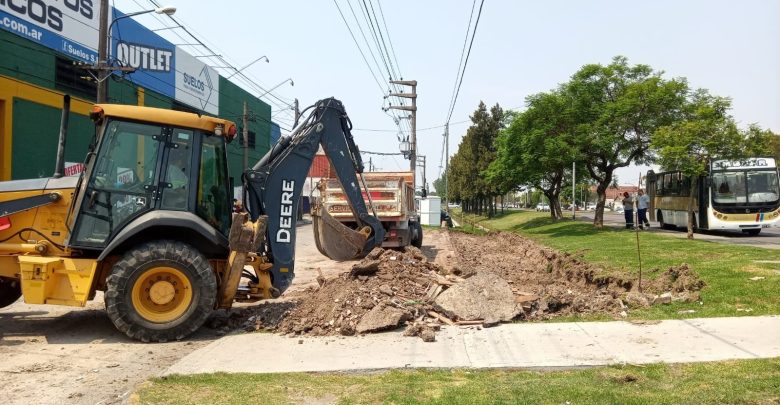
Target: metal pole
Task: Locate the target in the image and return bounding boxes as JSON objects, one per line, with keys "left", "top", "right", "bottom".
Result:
{"left": 96, "top": 0, "right": 109, "bottom": 103}
{"left": 53, "top": 95, "right": 71, "bottom": 178}
{"left": 572, "top": 161, "right": 576, "bottom": 219}
{"left": 445, "top": 123, "right": 449, "bottom": 210}
{"left": 294, "top": 98, "right": 301, "bottom": 128}
{"left": 411, "top": 83, "right": 417, "bottom": 192}
{"left": 243, "top": 101, "right": 249, "bottom": 172}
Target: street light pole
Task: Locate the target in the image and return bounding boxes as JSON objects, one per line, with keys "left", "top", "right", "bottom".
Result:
{"left": 95, "top": 2, "right": 176, "bottom": 103}
{"left": 257, "top": 78, "right": 294, "bottom": 99}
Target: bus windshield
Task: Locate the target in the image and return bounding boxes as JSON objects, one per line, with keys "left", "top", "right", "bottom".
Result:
{"left": 712, "top": 169, "right": 780, "bottom": 204}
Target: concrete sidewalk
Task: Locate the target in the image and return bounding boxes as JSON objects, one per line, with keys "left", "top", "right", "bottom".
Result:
{"left": 166, "top": 315, "right": 780, "bottom": 375}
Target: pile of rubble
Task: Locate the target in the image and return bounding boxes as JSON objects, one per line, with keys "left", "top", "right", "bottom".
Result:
{"left": 213, "top": 230, "right": 706, "bottom": 341}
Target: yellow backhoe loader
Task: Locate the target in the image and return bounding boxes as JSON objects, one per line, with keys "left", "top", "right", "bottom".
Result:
{"left": 0, "top": 96, "right": 384, "bottom": 342}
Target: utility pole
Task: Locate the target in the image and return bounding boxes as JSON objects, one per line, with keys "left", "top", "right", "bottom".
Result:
{"left": 243, "top": 101, "right": 249, "bottom": 172}
{"left": 388, "top": 80, "right": 417, "bottom": 190}
{"left": 444, "top": 123, "right": 449, "bottom": 209}
{"left": 293, "top": 98, "right": 301, "bottom": 128}
{"left": 96, "top": 0, "right": 109, "bottom": 103}
{"left": 368, "top": 157, "right": 373, "bottom": 172}
{"left": 416, "top": 155, "right": 426, "bottom": 196}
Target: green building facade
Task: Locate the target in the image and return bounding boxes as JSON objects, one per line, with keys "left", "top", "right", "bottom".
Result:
{"left": 0, "top": 23, "right": 272, "bottom": 188}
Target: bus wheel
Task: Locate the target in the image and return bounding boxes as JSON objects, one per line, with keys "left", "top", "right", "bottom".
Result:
{"left": 658, "top": 212, "right": 674, "bottom": 230}
{"left": 742, "top": 229, "right": 761, "bottom": 236}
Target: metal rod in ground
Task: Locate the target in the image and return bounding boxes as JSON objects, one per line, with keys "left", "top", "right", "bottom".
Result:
{"left": 635, "top": 174, "right": 643, "bottom": 292}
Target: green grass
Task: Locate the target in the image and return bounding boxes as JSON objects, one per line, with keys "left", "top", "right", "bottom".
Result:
{"left": 136, "top": 359, "right": 780, "bottom": 405}
{"left": 452, "top": 209, "right": 780, "bottom": 319}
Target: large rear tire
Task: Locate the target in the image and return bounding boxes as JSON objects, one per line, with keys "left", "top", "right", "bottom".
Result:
{"left": 0, "top": 277, "right": 21, "bottom": 309}
{"left": 105, "top": 240, "right": 216, "bottom": 342}
{"left": 411, "top": 221, "right": 423, "bottom": 248}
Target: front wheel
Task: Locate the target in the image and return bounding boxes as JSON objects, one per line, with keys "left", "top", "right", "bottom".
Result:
{"left": 105, "top": 240, "right": 217, "bottom": 342}
{"left": 0, "top": 277, "right": 21, "bottom": 308}
{"left": 742, "top": 229, "right": 761, "bottom": 236}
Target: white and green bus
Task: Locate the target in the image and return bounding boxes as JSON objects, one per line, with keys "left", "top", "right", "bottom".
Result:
{"left": 646, "top": 158, "right": 780, "bottom": 235}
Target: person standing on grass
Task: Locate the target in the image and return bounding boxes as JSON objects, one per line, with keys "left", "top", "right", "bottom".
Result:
{"left": 636, "top": 189, "right": 650, "bottom": 229}
{"left": 622, "top": 192, "right": 635, "bottom": 229}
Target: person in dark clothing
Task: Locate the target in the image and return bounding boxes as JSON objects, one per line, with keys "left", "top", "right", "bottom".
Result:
{"left": 622, "top": 192, "right": 635, "bottom": 229}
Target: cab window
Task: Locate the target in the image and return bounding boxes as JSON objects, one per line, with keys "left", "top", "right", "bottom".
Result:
{"left": 197, "top": 135, "right": 230, "bottom": 235}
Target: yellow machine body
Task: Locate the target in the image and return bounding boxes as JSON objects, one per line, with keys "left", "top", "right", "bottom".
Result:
{"left": 0, "top": 180, "right": 102, "bottom": 307}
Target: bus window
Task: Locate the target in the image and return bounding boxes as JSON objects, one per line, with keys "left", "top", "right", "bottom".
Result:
{"left": 747, "top": 170, "right": 780, "bottom": 203}
{"left": 663, "top": 173, "right": 673, "bottom": 195}
{"left": 712, "top": 172, "right": 747, "bottom": 203}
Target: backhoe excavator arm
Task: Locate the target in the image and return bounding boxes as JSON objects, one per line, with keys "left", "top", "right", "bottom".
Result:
{"left": 242, "top": 98, "right": 384, "bottom": 295}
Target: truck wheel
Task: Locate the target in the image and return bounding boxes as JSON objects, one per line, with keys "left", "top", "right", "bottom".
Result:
{"left": 0, "top": 277, "right": 21, "bottom": 308}
{"left": 105, "top": 240, "right": 216, "bottom": 342}
{"left": 412, "top": 222, "right": 423, "bottom": 248}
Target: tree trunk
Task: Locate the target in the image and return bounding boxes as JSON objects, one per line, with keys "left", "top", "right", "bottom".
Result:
{"left": 687, "top": 181, "right": 696, "bottom": 239}
{"left": 592, "top": 170, "right": 614, "bottom": 228}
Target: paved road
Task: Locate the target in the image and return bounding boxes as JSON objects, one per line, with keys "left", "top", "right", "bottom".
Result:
{"left": 577, "top": 211, "right": 780, "bottom": 250}
{"left": 166, "top": 315, "right": 780, "bottom": 374}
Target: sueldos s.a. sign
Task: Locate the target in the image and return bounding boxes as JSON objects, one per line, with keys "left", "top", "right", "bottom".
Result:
{"left": 0, "top": 0, "right": 101, "bottom": 63}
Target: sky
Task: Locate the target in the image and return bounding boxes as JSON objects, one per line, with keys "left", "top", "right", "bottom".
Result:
{"left": 118, "top": 0, "right": 780, "bottom": 190}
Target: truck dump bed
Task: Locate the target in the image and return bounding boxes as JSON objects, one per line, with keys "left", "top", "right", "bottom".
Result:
{"left": 320, "top": 172, "right": 415, "bottom": 222}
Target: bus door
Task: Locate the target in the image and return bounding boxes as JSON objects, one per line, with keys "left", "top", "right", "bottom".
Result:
{"left": 697, "top": 175, "right": 709, "bottom": 229}
{"left": 647, "top": 171, "right": 657, "bottom": 221}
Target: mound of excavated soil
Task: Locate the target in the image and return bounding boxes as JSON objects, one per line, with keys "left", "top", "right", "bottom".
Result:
{"left": 215, "top": 229, "right": 706, "bottom": 339}
{"left": 448, "top": 231, "right": 705, "bottom": 318}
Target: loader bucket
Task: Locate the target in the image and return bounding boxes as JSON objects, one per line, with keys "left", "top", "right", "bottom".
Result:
{"left": 313, "top": 205, "right": 372, "bottom": 261}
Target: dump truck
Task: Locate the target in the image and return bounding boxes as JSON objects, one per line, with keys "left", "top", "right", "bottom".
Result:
{"left": 318, "top": 171, "right": 422, "bottom": 249}
{"left": 0, "top": 96, "right": 384, "bottom": 341}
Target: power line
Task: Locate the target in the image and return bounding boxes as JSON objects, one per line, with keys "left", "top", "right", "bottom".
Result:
{"left": 446, "top": 0, "right": 485, "bottom": 125}
{"left": 355, "top": 119, "right": 471, "bottom": 133}
{"left": 334, "top": 0, "right": 408, "bottom": 136}
{"left": 376, "top": 0, "right": 402, "bottom": 80}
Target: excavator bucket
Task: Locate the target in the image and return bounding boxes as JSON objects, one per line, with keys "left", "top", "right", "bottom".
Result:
{"left": 313, "top": 205, "right": 372, "bottom": 261}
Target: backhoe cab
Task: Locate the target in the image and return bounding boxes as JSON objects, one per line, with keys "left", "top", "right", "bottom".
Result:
{"left": 0, "top": 97, "right": 383, "bottom": 342}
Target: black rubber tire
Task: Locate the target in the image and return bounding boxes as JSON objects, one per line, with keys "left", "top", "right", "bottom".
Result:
{"left": 105, "top": 240, "right": 216, "bottom": 342}
{"left": 411, "top": 222, "right": 423, "bottom": 248}
{"left": 743, "top": 229, "right": 761, "bottom": 236}
{"left": 0, "top": 277, "right": 21, "bottom": 309}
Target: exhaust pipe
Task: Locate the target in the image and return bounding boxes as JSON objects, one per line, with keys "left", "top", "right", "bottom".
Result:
{"left": 52, "top": 95, "right": 70, "bottom": 179}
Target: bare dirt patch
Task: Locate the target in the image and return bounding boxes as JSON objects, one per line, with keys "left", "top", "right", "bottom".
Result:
{"left": 225, "top": 229, "right": 705, "bottom": 340}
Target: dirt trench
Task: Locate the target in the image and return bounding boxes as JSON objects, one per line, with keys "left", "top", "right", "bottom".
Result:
{"left": 217, "top": 229, "right": 705, "bottom": 338}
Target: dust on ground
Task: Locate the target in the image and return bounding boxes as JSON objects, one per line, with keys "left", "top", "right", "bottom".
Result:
{"left": 0, "top": 221, "right": 348, "bottom": 405}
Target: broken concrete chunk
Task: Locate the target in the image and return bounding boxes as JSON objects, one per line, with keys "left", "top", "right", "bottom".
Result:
{"left": 350, "top": 260, "right": 381, "bottom": 277}
{"left": 433, "top": 272, "right": 520, "bottom": 322}
{"left": 652, "top": 292, "right": 673, "bottom": 305}
{"left": 356, "top": 305, "right": 410, "bottom": 334}
{"left": 624, "top": 292, "right": 650, "bottom": 308}
{"left": 379, "top": 284, "right": 394, "bottom": 296}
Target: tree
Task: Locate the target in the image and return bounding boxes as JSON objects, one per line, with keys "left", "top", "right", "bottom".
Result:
{"left": 564, "top": 56, "right": 689, "bottom": 227}
{"left": 769, "top": 133, "right": 780, "bottom": 161}
{"left": 652, "top": 90, "right": 772, "bottom": 238}
{"left": 448, "top": 102, "right": 505, "bottom": 216}
{"left": 432, "top": 174, "right": 446, "bottom": 201}
{"left": 489, "top": 91, "right": 580, "bottom": 219}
